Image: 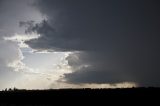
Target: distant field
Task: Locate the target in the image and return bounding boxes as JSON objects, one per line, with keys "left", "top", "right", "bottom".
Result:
{"left": 0, "top": 88, "right": 159, "bottom": 105}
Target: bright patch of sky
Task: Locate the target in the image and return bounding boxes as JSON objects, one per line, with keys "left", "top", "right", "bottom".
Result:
{"left": 0, "top": 0, "right": 70, "bottom": 89}
{"left": 5, "top": 32, "right": 71, "bottom": 89}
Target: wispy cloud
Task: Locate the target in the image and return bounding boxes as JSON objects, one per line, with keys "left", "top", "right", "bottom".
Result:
{"left": 4, "top": 33, "right": 40, "bottom": 48}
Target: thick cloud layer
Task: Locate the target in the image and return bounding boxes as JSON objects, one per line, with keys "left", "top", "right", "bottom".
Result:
{"left": 25, "top": 0, "right": 160, "bottom": 86}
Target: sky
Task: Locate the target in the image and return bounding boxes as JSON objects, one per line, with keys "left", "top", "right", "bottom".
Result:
{"left": 0, "top": 0, "right": 160, "bottom": 90}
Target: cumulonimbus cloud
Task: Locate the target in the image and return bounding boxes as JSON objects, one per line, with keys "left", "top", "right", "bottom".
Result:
{"left": 24, "top": 0, "right": 160, "bottom": 87}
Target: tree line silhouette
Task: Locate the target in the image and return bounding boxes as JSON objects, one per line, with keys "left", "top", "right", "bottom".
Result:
{"left": 0, "top": 87, "right": 160, "bottom": 105}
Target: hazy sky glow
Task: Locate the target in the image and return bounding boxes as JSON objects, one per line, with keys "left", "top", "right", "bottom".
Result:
{"left": 0, "top": 0, "right": 160, "bottom": 90}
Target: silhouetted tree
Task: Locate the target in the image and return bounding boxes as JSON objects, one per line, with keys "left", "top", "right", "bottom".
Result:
{"left": 13, "top": 87, "right": 18, "bottom": 91}
{"left": 8, "top": 88, "right": 12, "bottom": 91}
{"left": 4, "top": 88, "right": 7, "bottom": 91}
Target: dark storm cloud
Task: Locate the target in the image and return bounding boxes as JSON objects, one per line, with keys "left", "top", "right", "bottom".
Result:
{"left": 64, "top": 51, "right": 160, "bottom": 86}
{"left": 25, "top": 0, "right": 160, "bottom": 86}
{"left": 63, "top": 52, "right": 134, "bottom": 84}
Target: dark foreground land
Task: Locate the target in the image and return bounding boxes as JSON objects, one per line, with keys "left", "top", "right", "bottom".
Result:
{"left": 0, "top": 88, "right": 160, "bottom": 105}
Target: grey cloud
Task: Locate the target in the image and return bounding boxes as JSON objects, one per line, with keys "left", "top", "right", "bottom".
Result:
{"left": 0, "top": 0, "right": 43, "bottom": 37}
{"left": 0, "top": 0, "right": 32, "bottom": 74}
{"left": 0, "top": 0, "right": 41, "bottom": 89}
{"left": 64, "top": 51, "right": 160, "bottom": 86}
{"left": 25, "top": 0, "right": 160, "bottom": 86}
{"left": 0, "top": 39, "right": 21, "bottom": 88}
{"left": 64, "top": 52, "right": 133, "bottom": 84}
